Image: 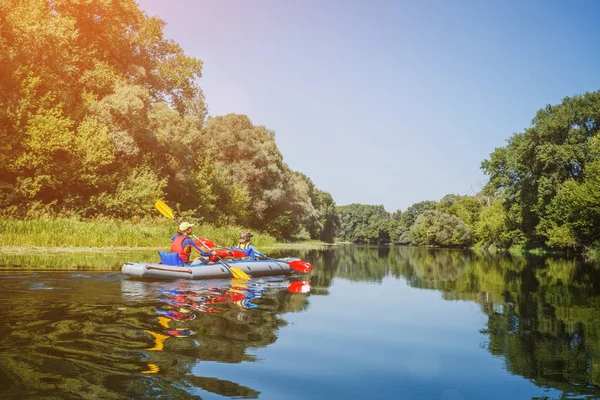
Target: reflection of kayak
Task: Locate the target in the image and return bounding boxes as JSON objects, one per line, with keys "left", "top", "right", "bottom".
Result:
{"left": 122, "top": 258, "right": 302, "bottom": 280}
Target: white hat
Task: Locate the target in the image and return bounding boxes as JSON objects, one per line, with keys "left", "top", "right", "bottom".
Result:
{"left": 179, "top": 222, "right": 195, "bottom": 231}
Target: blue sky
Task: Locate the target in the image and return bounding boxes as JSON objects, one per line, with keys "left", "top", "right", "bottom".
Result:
{"left": 137, "top": 0, "right": 600, "bottom": 213}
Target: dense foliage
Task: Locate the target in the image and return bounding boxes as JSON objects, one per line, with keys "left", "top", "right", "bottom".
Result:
{"left": 336, "top": 204, "right": 391, "bottom": 244}
{"left": 0, "top": 0, "right": 337, "bottom": 241}
{"left": 336, "top": 196, "right": 483, "bottom": 248}
{"left": 482, "top": 92, "right": 600, "bottom": 252}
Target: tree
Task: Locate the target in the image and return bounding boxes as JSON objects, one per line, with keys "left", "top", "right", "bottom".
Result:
{"left": 336, "top": 204, "right": 391, "bottom": 244}
{"left": 438, "top": 194, "right": 483, "bottom": 230}
{"left": 0, "top": 0, "right": 203, "bottom": 217}
{"left": 307, "top": 188, "right": 338, "bottom": 243}
{"left": 482, "top": 92, "right": 600, "bottom": 249}
{"left": 199, "top": 114, "right": 289, "bottom": 232}
{"left": 539, "top": 145, "right": 600, "bottom": 250}
{"left": 405, "top": 210, "right": 472, "bottom": 247}
{"left": 399, "top": 200, "right": 437, "bottom": 228}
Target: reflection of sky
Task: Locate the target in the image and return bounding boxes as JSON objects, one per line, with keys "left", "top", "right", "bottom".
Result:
{"left": 191, "top": 276, "right": 560, "bottom": 399}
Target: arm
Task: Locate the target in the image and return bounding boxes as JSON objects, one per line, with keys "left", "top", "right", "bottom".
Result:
{"left": 249, "top": 244, "right": 265, "bottom": 257}
{"left": 183, "top": 238, "right": 213, "bottom": 257}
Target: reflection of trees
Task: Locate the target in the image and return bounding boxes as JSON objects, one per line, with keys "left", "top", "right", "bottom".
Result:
{"left": 0, "top": 275, "right": 310, "bottom": 399}
{"left": 477, "top": 258, "right": 600, "bottom": 396}
{"left": 4, "top": 245, "right": 600, "bottom": 398}
{"left": 294, "top": 245, "right": 600, "bottom": 397}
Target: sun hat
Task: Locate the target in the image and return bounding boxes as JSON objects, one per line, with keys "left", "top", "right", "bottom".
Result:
{"left": 179, "top": 222, "right": 195, "bottom": 231}
{"left": 239, "top": 231, "right": 253, "bottom": 241}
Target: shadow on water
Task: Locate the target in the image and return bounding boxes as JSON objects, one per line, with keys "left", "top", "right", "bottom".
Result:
{"left": 1, "top": 245, "right": 600, "bottom": 398}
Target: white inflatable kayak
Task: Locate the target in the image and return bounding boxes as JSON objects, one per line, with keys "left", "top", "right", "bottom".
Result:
{"left": 122, "top": 257, "right": 307, "bottom": 280}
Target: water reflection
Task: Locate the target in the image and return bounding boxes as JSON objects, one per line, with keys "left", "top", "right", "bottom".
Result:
{"left": 0, "top": 272, "right": 311, "bottom": 399}
{"left": 301, "top": 245, "right": 600, "bottom": 398}
{"left": 1, "top": 246, "right": 600, "bottom": 398}
{"left": 248, "top": 245, "right": 600, "bottom": 399}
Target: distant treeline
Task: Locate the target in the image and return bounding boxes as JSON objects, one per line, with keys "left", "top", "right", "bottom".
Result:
{"left": 2, "top": 0, "right": 599, "bottom": 251}
{"left": 337, "top": 91, "right": 600, "bottom": 253}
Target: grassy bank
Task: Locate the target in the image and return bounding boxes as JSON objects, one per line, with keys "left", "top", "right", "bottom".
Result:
{"left": 0, "top": 218, "right": 277, "bottom": 250}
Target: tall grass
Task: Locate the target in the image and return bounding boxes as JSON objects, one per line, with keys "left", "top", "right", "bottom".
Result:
{"left": 0, "top": 218, "right": 276, "bottom": 249}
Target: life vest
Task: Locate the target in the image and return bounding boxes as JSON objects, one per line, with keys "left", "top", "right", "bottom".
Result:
{"left": 170, "top": 235, "right": 190, "bottom": 263}
{"left": 238, "top": 241, "right": 250, "bottom": 249}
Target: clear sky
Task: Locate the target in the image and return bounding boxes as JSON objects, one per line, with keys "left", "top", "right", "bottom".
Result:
{"left": 137, "top": 0, "right": 600, "bottom": 213}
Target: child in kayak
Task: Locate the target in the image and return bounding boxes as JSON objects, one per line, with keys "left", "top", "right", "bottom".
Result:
{"left": 232, "top": 232, "right": 267, "bottom": 260}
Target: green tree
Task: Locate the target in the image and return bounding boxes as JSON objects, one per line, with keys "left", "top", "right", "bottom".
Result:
{"left": 399, "top": 200, "right": 437, "bottom": 228}
{"left": 405, "top": 210, "right": 472, "bottom": 247}
{"left": 438, "top": 194, "right": 483, "bottom": 230}
{"left": 482, "top": 92, "right": 600, "bottom": 248}
{"left": 200, "top": 114, "right": 289, "bottom": 233}
{"left": 311, "top": 188, "right": 339, "bottom": 243}
{"left": 539, "top": 149, "right": 600, "bottom": 250}
{"left": 0, "top": 0, "right": 202, "bottom": 216}
{"left": 336, "top": 204, "right": 391, "bottom": 244}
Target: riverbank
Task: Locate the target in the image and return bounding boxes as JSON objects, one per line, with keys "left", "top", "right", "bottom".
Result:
{"left": 0, "top": 218, "right": 336, "bottom": 255}
{"left": 0, "top": 218, "right": 331, "bottom": 271}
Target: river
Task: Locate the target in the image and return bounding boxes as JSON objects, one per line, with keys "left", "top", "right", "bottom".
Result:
{"left": 0, "top": 245, "right": 599, "bottom": 399}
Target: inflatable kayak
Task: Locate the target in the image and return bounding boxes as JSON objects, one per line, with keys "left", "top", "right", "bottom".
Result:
{"left": 122, "top": 257, "right": 307, "bottom": 280}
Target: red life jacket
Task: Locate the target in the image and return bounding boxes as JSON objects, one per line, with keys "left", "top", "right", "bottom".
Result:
{"left": 170, "top": 235, "right": 190, "bottom": 263}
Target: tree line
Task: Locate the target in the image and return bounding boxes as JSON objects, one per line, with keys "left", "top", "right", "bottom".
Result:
{"left": 2, "top": 0, "right": 598, "bottom": 251}
{"left": 338, "top": 91, "right": 600, "bottom": 252}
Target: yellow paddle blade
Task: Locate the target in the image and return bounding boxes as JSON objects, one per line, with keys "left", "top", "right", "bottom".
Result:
{"left": 230, "top": 267, "right": 250, "bottom": 280}
{"left": 155, "top": 200, "right": 175, "bottom": 220}
{"left": 144, "top": 330, "right": 170, "bottom": 351}
{"left": 158, "top": 316, "right": 170, "bottom": 329}
{"left": 142, "top": 363, "right": 160, "bottom": 374}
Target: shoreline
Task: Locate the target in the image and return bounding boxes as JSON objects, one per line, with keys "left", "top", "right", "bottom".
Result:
{"left": 0, "top": 242, "right": 336, "bottom": 255}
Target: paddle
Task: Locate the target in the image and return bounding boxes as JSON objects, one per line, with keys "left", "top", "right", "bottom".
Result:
{"left": 154, "top": 200, "right": 251, "bottom": 280}
{"left": 287, "top": 280, "right": 311, "bottom": 293}
{"left": 255, "top": 256, "right": 312, "bottom": 273}
{"left": 234, "top": 238, "right": 312, "bottom": 273}
{"left": 286, "top": 259, "right": 312, "bottom": 273}
{"left": 212, "top": 239, "right": 311, "bottom": 272}
{"left": 200, "top": 248, "right": 311, "bottom": 273}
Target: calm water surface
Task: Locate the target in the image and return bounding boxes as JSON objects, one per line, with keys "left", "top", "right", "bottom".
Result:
{"left": 1, "top": 246, "right": 599, "bottom": 399}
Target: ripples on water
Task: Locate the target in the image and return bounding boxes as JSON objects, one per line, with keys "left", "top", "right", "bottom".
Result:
{"left": 0, "top": 269, "right": 310, "bottom": 399}
{"left": 1, "top": 246, "right": 600, "bottom": 399}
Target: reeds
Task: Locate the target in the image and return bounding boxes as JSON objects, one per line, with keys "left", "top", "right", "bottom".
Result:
{"left": 0, "top": 218, "right": 276, "bottom": 249}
